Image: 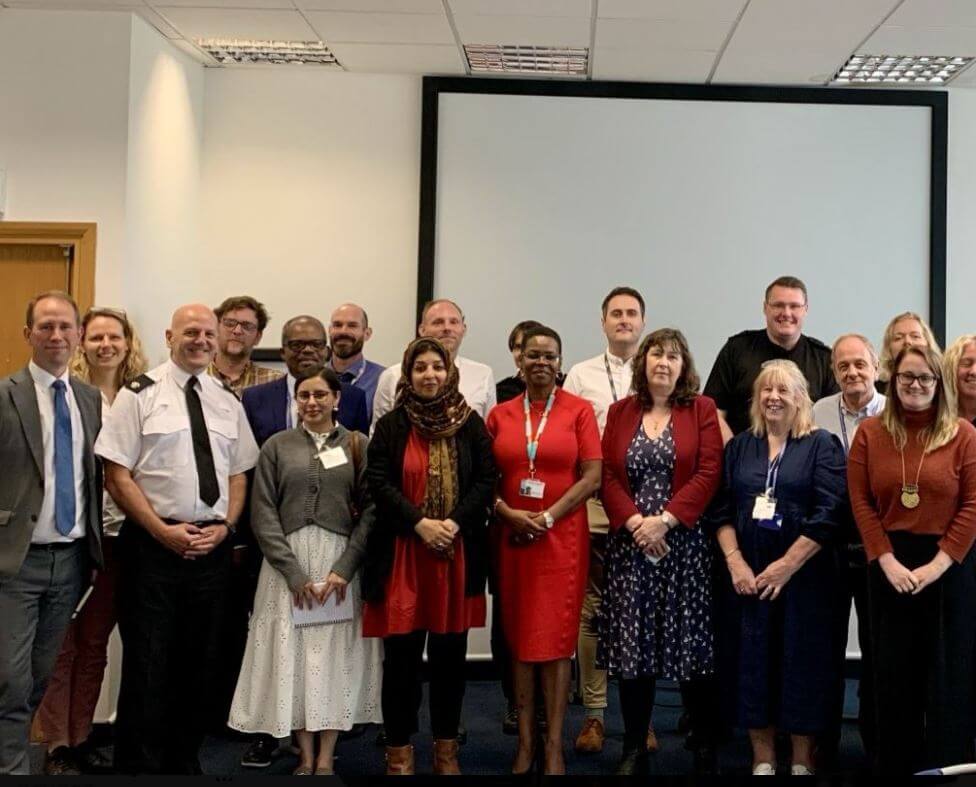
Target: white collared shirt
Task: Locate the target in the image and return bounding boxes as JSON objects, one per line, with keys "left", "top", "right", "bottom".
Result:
{"left": 372, "top": 356, "right": 497, "bottom": 425}
{"left": 29, "top": 360, "right": 86, "bottom": 544}
{"left": 95, "top": 359, "right": 260, "bottom": 523}
{"left": 563, "top": 349, "right": 634, "bottom": 436}
{"left": 286, "top": 373, "right": 299, "bottom": 430}
{"left": 812, "top": 389, "right": 887, "bottom": 455}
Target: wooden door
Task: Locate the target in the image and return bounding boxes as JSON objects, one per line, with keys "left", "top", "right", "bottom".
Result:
{"left": 0, "top": 244, "right": 70, "bottom": 377}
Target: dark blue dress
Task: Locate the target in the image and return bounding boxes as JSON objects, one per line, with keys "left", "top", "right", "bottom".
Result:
{"left": 597, "top": 423, "right": 714, "bottom": 681}
{"left": 723, "top": 428, "right": 846, "bottom": 733}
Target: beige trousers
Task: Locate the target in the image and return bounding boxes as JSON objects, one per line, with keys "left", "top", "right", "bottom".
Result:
{"left": 577, "top": 498, "right": 608, "bottom": 710}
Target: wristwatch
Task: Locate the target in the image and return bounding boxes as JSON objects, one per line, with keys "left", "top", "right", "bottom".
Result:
{"left": 661, "top": 511, "right": 678, "bottom": 530}
{"left": 542, "top": 511, "right": 555, "bottom": 529}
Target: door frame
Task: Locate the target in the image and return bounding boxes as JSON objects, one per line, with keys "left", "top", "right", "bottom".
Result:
{"left": 0, "top": 222, "right": 97, "bottom": 315}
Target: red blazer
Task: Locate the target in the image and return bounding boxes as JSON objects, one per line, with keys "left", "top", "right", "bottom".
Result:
{"left": 601, "top": 394, "right": 723, "bottom": 531}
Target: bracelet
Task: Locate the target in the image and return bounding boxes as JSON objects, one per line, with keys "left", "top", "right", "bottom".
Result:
{"left": 723, "top": 547, "right": 740, "bottom": 560}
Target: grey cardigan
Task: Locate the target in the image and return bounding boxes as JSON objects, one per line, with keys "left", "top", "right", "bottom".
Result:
{"left": 250, "top": 424, "right": 375, "bottom": 591}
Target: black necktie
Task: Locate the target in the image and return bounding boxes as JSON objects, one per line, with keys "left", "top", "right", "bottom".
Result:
{"left": 185, "top": 376, "right": 220, "bottom": 507}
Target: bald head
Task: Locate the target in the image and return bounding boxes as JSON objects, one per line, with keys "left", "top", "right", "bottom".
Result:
{"left": 167, "top": 303, "right": 218, "bottom": 373}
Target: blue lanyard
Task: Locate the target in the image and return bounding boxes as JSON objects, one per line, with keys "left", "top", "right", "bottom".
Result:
{"left": 765, "top": 444, "right": 787, "bottom": 496}
{"left": 603, "top": 354, "right": 619, "bottom": 403}
{"left": 837, "top": 399, "right": 852, "bottom": 455}
{"left": 524, "top": 390, "right": 556, "bottom": 477}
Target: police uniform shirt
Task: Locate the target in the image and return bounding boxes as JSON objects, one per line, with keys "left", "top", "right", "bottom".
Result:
{"left": 703, "top": 329, "right": 839, "bottom": 436}
{"left": 95, "top": 359, "right": 259, "bottom": 523}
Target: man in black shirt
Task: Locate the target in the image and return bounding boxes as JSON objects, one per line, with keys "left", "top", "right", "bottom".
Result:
{"left": 704, "top": 275, "right": 838, "bottom": 435}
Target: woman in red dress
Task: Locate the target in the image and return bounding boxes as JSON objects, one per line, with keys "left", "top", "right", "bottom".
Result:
{"left": 487, "top": 325, "right": 603, "bottom": 775}
{"left": 362, "top": 338, "right": 496, "bottom": 776}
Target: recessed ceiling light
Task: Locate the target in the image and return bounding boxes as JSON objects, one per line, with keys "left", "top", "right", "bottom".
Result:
{"left": 464, "top": 45, "right": 588, "bottom": 77}
{"left": 832, "top": 54, "right": 973, "bottom": 86}
{"left": 196, "top": 39, "right": 341, "bottom": 67}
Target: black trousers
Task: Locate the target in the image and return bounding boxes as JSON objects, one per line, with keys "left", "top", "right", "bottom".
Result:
{"left": 113, "top": 523, "right": 231, "bottom": 774}
{"left": 382, "top": 630, "right": 468, "bottom": 745}
{"left": 869, "top": 532, "right": 976, "bottom": 775}
{"left": 619, "top": 676, "right": 719, "bottom": 750}
{"left": 490, "top": 592, "right": 513, "bottom": 705}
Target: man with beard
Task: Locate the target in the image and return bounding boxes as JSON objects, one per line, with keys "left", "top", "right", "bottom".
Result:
{"left": 208, "top": 296, "right": 283, "bottom": 396}
{"left": 327, "top": 303, "right": 385, "bottom": 417}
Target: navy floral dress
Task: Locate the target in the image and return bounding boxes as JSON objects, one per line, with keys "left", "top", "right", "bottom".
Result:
{"left": 597, "top": 422, "right": 714, "bottom": 681}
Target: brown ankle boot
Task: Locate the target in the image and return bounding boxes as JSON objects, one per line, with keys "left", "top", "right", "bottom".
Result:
{"left": 385, "top": 744, "right": 415, "bottom": 775}
{"left": 433, "top": 738, "right": 461, "bottom": 775}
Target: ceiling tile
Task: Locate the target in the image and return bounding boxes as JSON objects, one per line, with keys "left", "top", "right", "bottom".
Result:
{"left": 596, "top": 17, "right": 731, "bottom": 49}
{"left": 328, "top": 41, "right": 464, "bottom": 73}
{"left": 298, "top": 0, "right": 444, "bottom": 11}
{"left": 712, "top": 49, "right": 848, "bottom": 84}
{"left": 149, "top": 0, "right": 293, "bottom": 7}
{"left": 447, "top": 0, "right": 590, "bottom": 16}
{"left": 598, "top": 0, "right": 745, "bottom": 23}
{"left": 860, "top": 25, "right": 976, "bottom": 54}
{"left": 305, "top": 10, "right": 454, "bottom": 44}
{"left": 592, "top": 47, "right": 716, "bottom": 81}
{"left": 3, "top": 0, "right": 144, "bottom": 7}
{"left": 153, "top": 7, "right": 318, "bottom": 40}
{"left": 168, "top": 36, "right": 217, "bottom": 63}
{"left": 452, "top": 14, "right": 591, "bottom": 46}
{"left": 886, "top": 0, "right": 976, "bottom": 29}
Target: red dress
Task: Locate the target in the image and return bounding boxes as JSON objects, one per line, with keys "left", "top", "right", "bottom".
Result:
{"left": 362, "top": 429, "right": 486, "bottom": 637}
{"left": 486, "top": 389, "right": 602, "bottom": 661}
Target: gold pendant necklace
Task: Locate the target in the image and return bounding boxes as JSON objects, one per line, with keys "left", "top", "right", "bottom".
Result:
{"left": 899, "top": 441, "right": 926, "bottom": 510}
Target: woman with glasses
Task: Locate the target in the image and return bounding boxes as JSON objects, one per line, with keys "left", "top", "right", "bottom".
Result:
{"left": 715, "top": 360, "right": 847, "bottom": 776}
{"left": 35, "top": 308, "right": 148, "bottom": 775}
{"left": 229, "top": 368, "right": 382, "bottom": 775}
{"left": 487, "top": 325, "right": 602, "bottom": 775}
{"left": 362, "top": 338, "right": 496, "bottom": 776}
{"left": 848, "top": 345, "right": 976, "bottom": 774}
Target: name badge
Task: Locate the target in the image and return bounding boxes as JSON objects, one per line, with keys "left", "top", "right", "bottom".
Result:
{"left": 752, "top": 494, "right": 777, "bottom": 521}
{"left": 318, "top": 447, "right": 348, "bottom": 470}
{"left": 519, "top": 478, "right": 546, "bottom": 499}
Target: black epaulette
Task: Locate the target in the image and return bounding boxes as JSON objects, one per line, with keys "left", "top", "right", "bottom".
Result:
{"left": 126, "top": 374, "right": 155, "bottom": 393}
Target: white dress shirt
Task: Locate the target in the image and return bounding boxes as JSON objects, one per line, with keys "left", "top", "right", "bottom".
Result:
{"left": 811, "top": 389, "right": 886, "bottom": 455}
{"left": 95, "top": 360, "right": 260, "bottom": 523}
{"left": 372, "top": 356, "right": 497, "bottom": 425}
{"left": 562, "top": 349, "right": 634, "bottom": 436}
{"left": 29, "top": 360, "right": 86, "bottom": 544}
{"left": 286, "top": 373, "right": 299, "bottom": 430}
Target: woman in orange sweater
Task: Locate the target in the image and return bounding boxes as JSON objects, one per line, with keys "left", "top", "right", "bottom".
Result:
{"left": 848, "top": 344, "right": 976, "bottom": 774}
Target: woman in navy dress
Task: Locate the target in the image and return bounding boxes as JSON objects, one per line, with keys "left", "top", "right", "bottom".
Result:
{"left": 715, "top": 360, "right": 846, "bottom": 776}
{"left": 597, "top": 329, "right": 724, "bottom": 775}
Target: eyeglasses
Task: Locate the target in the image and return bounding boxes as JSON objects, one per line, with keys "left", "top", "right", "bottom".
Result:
{"left": 221, "top": 317, "right": 258, "bottom": 334}
{"left": 895, "top": 372, "right": 938, "bottom": 388}
{"left": 296, "top": 390, "right": 334, "bottom": 402}
{"left": 765, "top": 301, "right": 807, "bottom": 312}
{"left": 285, "top": 339, "right": 328, "bottom": 352}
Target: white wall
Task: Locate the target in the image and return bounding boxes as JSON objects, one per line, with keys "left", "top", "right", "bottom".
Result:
{"left": 125, "top": 15, "right": 205, "bottom": 362}
{"left": 0, "top": 9, "right": 131, "bottom": 304}
{"left": 200, "top": 69, "right": 422, "bottom": 366}
{"left": 947, "top": 88, "right": 976, "bottom": 343}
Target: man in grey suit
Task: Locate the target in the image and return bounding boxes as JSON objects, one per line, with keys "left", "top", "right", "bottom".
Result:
{"left": 0, "top": 291, "right": 103, "bottom": 775}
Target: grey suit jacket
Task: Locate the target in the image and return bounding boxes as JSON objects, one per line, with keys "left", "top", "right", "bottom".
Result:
{"left": 0, "top": 367, "right": 103, "bottom": 579}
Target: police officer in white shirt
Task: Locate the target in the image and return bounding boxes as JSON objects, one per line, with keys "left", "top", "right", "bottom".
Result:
{"left": 372, "top": 299, "right": 496, "bottom": 423}
{"left": 95, "top": 304, "right": 259, "bottom": 775}
{"left": 562, "top": 286, "right": 646, "bottom": 754}
{"left": 811, "top": 333, "right": 885, "bottom": 767}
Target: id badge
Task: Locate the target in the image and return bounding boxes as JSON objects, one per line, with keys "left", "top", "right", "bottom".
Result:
{"left": 752, "top": 493, "right": 777, "bottom": 521}
{"left": 519, "top": 478, "right": 546, "bottom": 499}
{"left": 318, "top": 446, "right": 348, "bottom": 470}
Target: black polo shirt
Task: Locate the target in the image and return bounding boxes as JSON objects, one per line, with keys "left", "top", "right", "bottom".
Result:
{"left": 703, "top": 329, "right": 838, "bottom": 435}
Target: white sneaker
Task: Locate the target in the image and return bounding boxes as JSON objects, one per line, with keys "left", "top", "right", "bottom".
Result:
{"left": 790, "top": 764, "right": 814, "bottom": 776}
{"left": 752, "top": 762, "right": 775, "bottom": 775}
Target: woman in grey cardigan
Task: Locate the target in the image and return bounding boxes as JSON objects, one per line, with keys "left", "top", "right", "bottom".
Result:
{"left": 228, "top": 369, "right": 382, "bottom": 775}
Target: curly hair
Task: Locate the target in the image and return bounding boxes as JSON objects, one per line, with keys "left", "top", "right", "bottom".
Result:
{"left": 631, "top": 328, "right": 700, "bottom": 409}
{"left": 69, "top": 308, "right": 148, "bottom": 390}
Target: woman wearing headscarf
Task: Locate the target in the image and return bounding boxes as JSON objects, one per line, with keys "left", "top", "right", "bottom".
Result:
{"left": 362, "top": 338, "right": 496, "bottom": 776}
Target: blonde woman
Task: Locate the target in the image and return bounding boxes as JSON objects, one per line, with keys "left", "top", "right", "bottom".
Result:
{"left": 848, "top": 345, "right": 976, "bottom": 774}
{"left": 715, "top": 360, "right": 846, "bottom": 776}
{"left": 36, "top": 307, "right": 147, "bottom": 775}
{"left": 878, "top": 312, "right": 940, "bottom": 387}
{"left": 944, "top": 335, "right": 976, "bottom": 424}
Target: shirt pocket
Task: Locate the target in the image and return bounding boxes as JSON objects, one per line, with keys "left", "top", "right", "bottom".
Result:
{"left": 208, "top": 414, "right": 239, "bottom": 471}
{"left": 141, "top": 415, "right": 190, "bottom": 470}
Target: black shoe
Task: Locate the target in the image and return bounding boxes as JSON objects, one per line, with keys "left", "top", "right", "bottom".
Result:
{"left": 75, "top": 741, "right": 114, "bottom": 774}
{"left": 240, "top": 735, "right": 277, "bottom": 768}
{"left": 677, "top": 710, "right": 691, "bottom": 734}
{"left": 456, "top": 723, "right": 468, "bottom": 746}
{"left": 616, "top": 745, "right": 649, "bottom": 776}
{"left": 693, "top": 745, "right": 719, "bottom": 776}
{"left": 45, "top": 747, "right": 82, "bottom": 776}
{"left": 503, "top": 705, "right": 519, "bottom": 736}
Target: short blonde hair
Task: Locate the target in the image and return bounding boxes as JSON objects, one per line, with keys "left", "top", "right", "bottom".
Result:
{"left": 69, "top": 308, "right": 148, "bottom": 390}
{"left": 882, "top": 345, "right": 958, "bottom": 452}
{"left": 878, "top": 312, "right": 940, "bottom": 382}
{"left": 943, "top": 334, "right": 976, "bottom": 406}
{"left": 749, "top": 360, "right": 816, "bottom": 439}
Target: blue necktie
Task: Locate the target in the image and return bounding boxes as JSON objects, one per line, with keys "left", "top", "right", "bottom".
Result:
{"left": 52, "top": 380, "right": 76, "bottom": 536}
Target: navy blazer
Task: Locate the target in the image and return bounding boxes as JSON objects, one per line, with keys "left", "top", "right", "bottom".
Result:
{"left": 242, "top": 376, "right": 370, "bottom": 447}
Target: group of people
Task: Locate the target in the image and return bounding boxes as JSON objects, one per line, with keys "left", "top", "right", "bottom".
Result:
{"left": 2, "top": 277, "right": 975, "bottom": 777}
